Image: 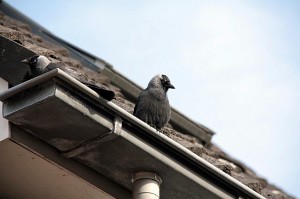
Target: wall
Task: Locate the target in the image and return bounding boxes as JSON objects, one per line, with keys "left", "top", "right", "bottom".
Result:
{"left": 0, "top": 78, "right": 8, "bottom": 141}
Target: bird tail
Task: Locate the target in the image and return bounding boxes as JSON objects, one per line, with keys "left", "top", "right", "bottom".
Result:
{"left": 82, "top": 82, "right": 115, "bottom": 101}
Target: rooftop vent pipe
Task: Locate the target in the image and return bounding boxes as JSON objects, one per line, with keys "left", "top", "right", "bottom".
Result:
{"left": 132, "top": 172, "right": 162, "bottom": 199}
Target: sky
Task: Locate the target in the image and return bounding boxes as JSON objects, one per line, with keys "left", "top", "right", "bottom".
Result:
{"left": 6, "top": 0, "right": 300, "bottom": 197}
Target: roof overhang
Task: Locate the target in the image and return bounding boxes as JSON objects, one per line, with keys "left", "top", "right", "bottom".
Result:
{"left": 0, "top": 67, "right": 265, "bottom": 199}
{"left": 0, "top": 138, "right": 125, "bottom": 199}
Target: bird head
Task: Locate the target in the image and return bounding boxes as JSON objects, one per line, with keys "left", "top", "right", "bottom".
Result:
{"left": 149, "top": 74, "right": 175, "bottom": 92}
{"left": 21, "top": 55, "right": 50, "bottom": 70}
{"left": 161, "top": 74, "right": 175, "bottom": 90}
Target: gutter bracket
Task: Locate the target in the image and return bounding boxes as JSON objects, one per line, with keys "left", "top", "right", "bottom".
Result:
{"left": 113, "top": 116, "right": 123, "bottom": 136}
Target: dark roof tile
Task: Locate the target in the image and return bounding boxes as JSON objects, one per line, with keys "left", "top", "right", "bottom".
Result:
{"left": 0, "top": 25, "right": 24, "bottom": 44}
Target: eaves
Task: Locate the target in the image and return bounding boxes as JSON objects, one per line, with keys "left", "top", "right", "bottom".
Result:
{"left": 0, "top": 41, "right": 265, "bottom": 199}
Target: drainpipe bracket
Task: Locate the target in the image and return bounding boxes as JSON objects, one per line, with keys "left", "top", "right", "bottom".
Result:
{"left": 132, "top": 172, "right": 162, "bottom": 185}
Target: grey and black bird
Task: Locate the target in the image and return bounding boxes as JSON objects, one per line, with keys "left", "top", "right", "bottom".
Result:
{"left": 21, "top": 55, "right": 115, "bottom": 100}
{"left": 133, "top": 74, "right": 175, "bottom": 130}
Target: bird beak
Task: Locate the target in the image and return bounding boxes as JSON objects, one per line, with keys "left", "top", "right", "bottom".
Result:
{"left": 167, "top": 83, "right": 175, "bottom": 89}
{"left": 21, "top": 58, "right": 30, "bottom": 64}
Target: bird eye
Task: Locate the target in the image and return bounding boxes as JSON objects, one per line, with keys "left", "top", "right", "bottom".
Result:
{"left": 161, "top": 75, "right": 169, "bottom": 83}
{"left": 31, "top": 56, "right": 39, "bottom": 64}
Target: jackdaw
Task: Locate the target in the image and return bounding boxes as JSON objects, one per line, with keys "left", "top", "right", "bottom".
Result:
{"left": 133, "top": 74, "right": 175, "bottom": 130}
{"left": 21, "top": 55, "right": 115, "bottom": 100}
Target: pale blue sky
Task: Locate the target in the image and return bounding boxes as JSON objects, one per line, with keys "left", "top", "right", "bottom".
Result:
{"left": 6, "top": 0, "right": 300, "bottom": 197}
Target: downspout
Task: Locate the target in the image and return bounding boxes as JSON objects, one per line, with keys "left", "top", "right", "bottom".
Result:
{"left": 132, "top": 172, "right": 162, "bottom": 199}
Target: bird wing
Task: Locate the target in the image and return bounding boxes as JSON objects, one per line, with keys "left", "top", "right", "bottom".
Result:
{"left": 133, "top": 92, "right": 143, "bottom": 116}
{"left": 45, "top": 62, "right": 60, "bottom": 71}
{"left": 133, "top": 88, "right": 165, "bottom": 116}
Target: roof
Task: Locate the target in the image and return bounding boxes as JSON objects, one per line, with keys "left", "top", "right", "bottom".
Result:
{"left": 0, "top": 1, "right": 295, "bottom": 199}
{"left": 0, "top": 1, "right": 214, "bottom": 145}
